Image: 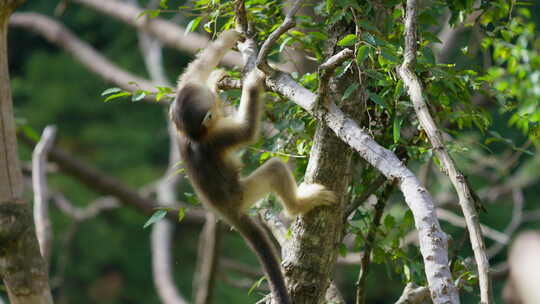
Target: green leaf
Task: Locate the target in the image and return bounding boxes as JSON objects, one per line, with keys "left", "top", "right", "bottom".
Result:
{"left": 369, "top": 92, "right": 387, "bottom": 108}
{"left": 358, "top": 20, "right": 378, "bottom": 32}
{"left": 337, "top": 34, "right": 357, "bottom": 47}
{"left": 381, "top": 48, "right": 399, "bottom": 63}
{"left": 178, "top": 207, "right": 186, "bottom": 222}
{"left": 342, "top": 83, "right": 359, "bottom": 101}
{"left": 248, "top": 277, "right": 267, "bottom": 295}
{"left": 393, "top": 116, "right": 403, "bottom": 143}
{"left": 356, "top": 45, "right": 369, "bottom": 65}
{"left": 132, "top": 91, "right": 146, "bottom": 102}
{"left": 384, "top": 214, "right": 396, "bottom": 230}
{"left": 143, "top": 210, "right": 167, "bottom": 228}
{"left": 278, "top": 36, "right": 293, "bottom": 53}
{"left": 185, "top": 17, "right": 202, "bottom": 35}
{"left": 104, "top": 91, "right": 131, "bottom": 102}
{"left": 361, "top": 32, "right": 377, "bottom": 46}
{"left": 101, "top": 87, "right": 122, "bottom": 96}
{"left": 325, "top": 0, "right": 333, "bottom": 13}
{"left": 309, "top": 31, "right": 328, "bottom": 40}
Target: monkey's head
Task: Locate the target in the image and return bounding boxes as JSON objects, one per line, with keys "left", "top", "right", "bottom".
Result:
{"left": 170, "top": 84, "right": 221, "bottom": 140}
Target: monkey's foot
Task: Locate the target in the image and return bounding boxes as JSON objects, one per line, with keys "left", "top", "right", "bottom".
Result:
{"left": 295, "top": 183, "right": 337, "bottom": 214}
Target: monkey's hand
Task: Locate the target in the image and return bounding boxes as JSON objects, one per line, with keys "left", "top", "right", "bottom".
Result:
{"left": 216, "top": 29, "right": 242, "bottom": 50}
{"left": 244, "top": 68, "right": 265, "bottom": 88}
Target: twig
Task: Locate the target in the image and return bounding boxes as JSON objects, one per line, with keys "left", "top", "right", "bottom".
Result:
{"left": 355, "top": 182, "right": 394, "bottom": 304}
{"left": 53, "top": 193, "right": 118, "bottom": 221}
{"left": 248, "top": 147, "right": 306, "bottom": 158}
{"left": 32, "top": 125, "right": 57, "bottom": 265}
{"left": 10, "top": 13, "right": 157, "bottom": 94}
{"left": 193, "top": 213, "right": 221, "bottom": 304}
{"left": 345, "top": 174, "right": 386, "bottom": 219}
{"left": 487, "top": 189, "right": 524, "bottom": 258}
{"left": 318, "top": 49, "right": 354, "bottom": 105}
{"left": 398, "top": 0, "right": 492, "bottom": 303}
{"left": 436, "top": 208, "right": 508, "bottom": 244}
{"left": 255, "top": 0, "right": 303, "bottom": 74}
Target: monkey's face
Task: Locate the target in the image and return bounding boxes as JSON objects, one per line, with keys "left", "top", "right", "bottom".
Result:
{"left": 170, "top": 84, "right": 216, "bottom": 140}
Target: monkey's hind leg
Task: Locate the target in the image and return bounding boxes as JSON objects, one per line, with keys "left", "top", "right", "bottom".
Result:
{"left": 240, "top": 157, "right": 336, "bottom": 217}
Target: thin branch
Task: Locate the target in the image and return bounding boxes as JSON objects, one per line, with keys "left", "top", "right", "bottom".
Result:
{"left": 345, "top": 174, "right": 386, "bottom": 219}
{"left": 398, "top": 0, "right": 491, "bottom": 302}
{"left": 355, "top": 182, "right": 394, "bottom": 304}
{"left": 437, "top": 208, "right": 508, "bottom": 245}
{"left": 318, "top": 48, "right": 354, "bottom": 105}
{"left": 10, "top": 13, "right": 156, "bottom": 94}
{"left": 70, "top": 0, "right": 244, "bottom": 67}
{"left": 255, "top": 0, "right": 303, "bottom": 73}
{"left": 19, "top": 132, "right": 207, "bottom": 224}
{"left": 193, "top": 213, "right": 221, "bottom": 304}
{"left": 487, "top": 189, "right": 524, "bottom": 258}
{"left": 53, "top": 193, "right": 118, "bottom": 221}
{"left": 32, "top": 125, "right": 57, "bottom": 265}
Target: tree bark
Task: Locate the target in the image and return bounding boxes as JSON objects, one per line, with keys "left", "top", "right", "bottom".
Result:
{"left": 282, "top": 23, "right": 365, "bottom": 304}
{"left": 0, "top": 2, "right": 54, "bottom": 303}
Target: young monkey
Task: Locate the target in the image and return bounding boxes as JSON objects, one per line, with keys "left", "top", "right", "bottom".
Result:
{"left": 169, "top": 30, "right": 336, "bottom": 304}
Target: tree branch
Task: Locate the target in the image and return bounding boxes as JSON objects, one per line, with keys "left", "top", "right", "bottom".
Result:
{"left": 19, "top": 132, "right": 207, "bottom": 224}
{"left": 398, "top": 1, "right": 491, "bottom": 303}
{"left": 70, "top": 0, "right": 243, "bottom": 67}
{"left": 261, "top": 67, "right": 459, "bottom": 302}
{"left": 256, "top": 0, "right": 303, "bottom": 73}
{"left": 193, "top": 213, "right": 221, "bottom": 304}
{"left": 32, "top": 125, "right": 57, "bottom": 265}
{"left": 10, "top": 13, "right": 156, "bottom": 93}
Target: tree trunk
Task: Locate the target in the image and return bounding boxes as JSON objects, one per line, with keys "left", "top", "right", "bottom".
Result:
{"left": 0, "top": 1, "right": 54, "bottom": 303}
{"left": 283, "top": 22, "right": 365, "bottom": 304}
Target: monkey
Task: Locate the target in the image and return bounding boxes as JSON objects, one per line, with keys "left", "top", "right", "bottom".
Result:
{"left": 169, "top": 30, "right": 336, "bottom": 304}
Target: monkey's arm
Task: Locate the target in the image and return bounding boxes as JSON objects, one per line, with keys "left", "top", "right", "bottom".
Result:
{"left": 178, "top": 30, "right": 240, "bottom": 86}
{"left": 211, "top": 69, "right": 264, "bottom": 147}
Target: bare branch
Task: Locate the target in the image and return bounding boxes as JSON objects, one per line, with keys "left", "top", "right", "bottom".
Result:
{"left": 398, "top": 0, "right": 491, "bottom": 302}
{"left": 10, "top": 13, "right": 156, "bottom": 93}
{"left": 193, "top": 213, "right": 221, "bottom": 304}
{"left": 318, "top": 49, "right": 354, "bottom": 105}
{"left": 487, "top": 189, "right": 524, "bottom": 258}
{"left": 53, "top": 193, "right": 118, "bottom": 221}
{"left": 19, "top": 132, "right": 207, "bottom": 224}
{"left": 255, "top": 0, "right": 303, "bottom": 73}
{"left": 437, "top": 209, "right": 508, "bottom": 245}
{"left": 345, "top": 174, "right": 386, "bottom": 219}
{"left": 71, "top": 0, "right": 243, "bottom": 67}
{"left": 32, "top": 125, "right": 57, "bottom": 264}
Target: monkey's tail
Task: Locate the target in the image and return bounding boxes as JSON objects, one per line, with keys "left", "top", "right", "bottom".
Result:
{"left": 234, "top": 215, "right": 292, "bottom": 304}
